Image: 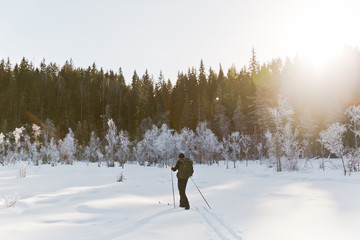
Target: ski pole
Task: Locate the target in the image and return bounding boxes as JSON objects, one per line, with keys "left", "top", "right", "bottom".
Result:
{"left": 171, "top": 168, "right": 176, "bottom": 208}
{"left": 190, "top": 177, "right": 211, "bottom": 209}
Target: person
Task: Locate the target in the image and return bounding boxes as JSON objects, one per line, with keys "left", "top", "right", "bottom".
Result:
{"left": 171, "top": 153, "right": 193, "bottom": 210}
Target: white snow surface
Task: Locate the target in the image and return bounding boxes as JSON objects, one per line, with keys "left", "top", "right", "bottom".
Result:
{"left": 1, "top": 161, "right": 360, "bottom": 240}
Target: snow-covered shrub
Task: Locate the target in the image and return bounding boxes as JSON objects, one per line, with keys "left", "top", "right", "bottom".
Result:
{"left": 13, "top": 127, "right": 25, "bottom": 148}
{"left": 344, "top": 148, "right": 360, "bottom": 173}
{"left": 153, "top": 124, "right": 178, "bottom": 167}
{"left": 134, "top": 124, "right": 176, "bottom": 166}
{"left": 32, "top": 124, "right": 41, "bottom": 142}
{"left": 117, "top": 172, "right": 126, "bottom": 182}
{"left": 18, "top": 161, "right": 27, "bottom": 178}
{"left": 133, "top": 125, "right": 158, "bottom": 165}
{"left": 31, "top": 124, "right": 41, "bottom": 165}
{"left": 49, "top": 138, "right": 60, "bottom": 166}
{"left": 97, "top": 149, "right": 104, "bottom": 167}
{"left": 220, "top": 138, "right": 230, "bottom": 168}
{"left": 178, "top": 128, "right": 197, "bottom": 162}
{"left": 104, "top": 119, "right": 132, "bottom": 167}
{"left": 2, "top": 192, "right": 19, "bottom": 208}
{"left": 222, "top": 132, "right": 242, "bottom": 168}
{"left": 241, "top": 133, "right": 252, "bottom": 166}
{"left": 256, "top": 142, "right": 263, "bottom": 160}
{"left": 59, "top": 128, "right": 76, "bottom": 165}
{"left": 318, "top": 122, "right": 347, "bottom": 175}
{"left": 133, "top": 123, "right": 198, "bottom": 167}
{"left": 345, "top": 105, "right": 360, "bottom": 141}
{"left": 133, "top": 140, "right": 147, "bottom": 166}
{"left": 8, "top": 126, "right": 26, "bottom": 164}
{"left": 195, "top": 122, "right": 220, "bottom": 164}
{"left": 265, "top": 130, "right": 280, "bottom": 170}
{"left": 84, "top": 131, "right": 101, "bottom": 163}
{"left": 266, "top": 96, "right": 301, "bottom": 171}
{"left": 282, "top": 123, "right": 301, "bottom": 170}
{"left": 117, "top": 130, "right": 131, "bottom": 167}
{"left": 345, "top": 105, "right": 360, "bottom": 171}
{"left": 105, "top": 119, "right": 119, "bottom": 167}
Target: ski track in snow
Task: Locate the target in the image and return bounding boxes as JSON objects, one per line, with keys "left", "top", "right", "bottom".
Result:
{"left": 196, "top": 206, "right": 242, "bottom": 240}
{"left": 111, "top": 208, "right": 176, "bottom": 238}
{"left": 2, "top": 162, "right": 360, "bottom": 240}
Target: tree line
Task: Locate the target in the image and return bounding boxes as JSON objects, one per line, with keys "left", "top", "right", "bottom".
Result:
{"left": 0, "top": 48, "right": 360, "bottom": 159}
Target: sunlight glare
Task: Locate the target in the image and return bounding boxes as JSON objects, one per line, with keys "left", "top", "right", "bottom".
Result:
{"left": 286, "top": 1, "right": 359, "bottom": 71}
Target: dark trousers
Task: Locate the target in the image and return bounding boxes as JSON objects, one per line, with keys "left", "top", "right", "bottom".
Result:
{"left": 178, "top": 178, "right": 189, "bottom": 208}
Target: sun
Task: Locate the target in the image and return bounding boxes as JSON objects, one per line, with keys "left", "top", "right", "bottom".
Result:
{"left": 285, "top": 1, "right": 359, "bottom": 70}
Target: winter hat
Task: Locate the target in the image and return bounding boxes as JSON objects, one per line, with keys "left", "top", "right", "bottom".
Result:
{"left": 179, "top": 153, "right": 185, "bottom": 158}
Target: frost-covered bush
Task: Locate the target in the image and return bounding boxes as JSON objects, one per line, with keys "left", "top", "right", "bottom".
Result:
{"left": 282, "top": 123, "right": 301, "bottom": 170}
{"left": 318, "top": 122, "right": 347, "bottom": 175}
{"left": 2, "top": 192, "right": 19, "bottom": 208}
{"left": 241, "top": 133, "right": 252, "bottom": 166}
{"left": 8, "top": 126, "right": 26, "bottom": 164}
{"left": 345, "top": 105, "right": 360, "bottom": 172}
{"left": 153, "top": 124, "right": 179, "bottom": 167}
{"left": 18, "top": 161, "right": 27, "bottom": 178}
{"left": 134, "top": 124, "right": 177, "bottom": 166}
{"left": 266, "top": 96, "right": 301, "bottom": 171}
{"left": 13, "top": 127, "right": 25, "bottom": 148}
{"left": 346, "top": 105, "right": 360, "bottom": 141}
{"left": 222, "top": 132, "right": 242, "bottom": 168}
{"left": 83, "top": 131, "right": 101, "bottom": 163}
{"left": 318, "top": 123, "right": 346, "bottom": 159}
{"left": 49, "top": 138, "right": 60, "bottom": 166}
{"left": 0, "top": 125, "right": 43, "bottom": 165}
{"left": 133, "top": 125, "right": 158, "bottom": 165}
{"left": 117, "top": 172, "right": 126, "bottom": 182}
{"left": 104, "top": 119, "right": 131, "bottom": 167}
{"left": 59, "top": 128, "right": 76, "bottom": 165}
{"left": 344, "top": 148, "right": 360, "bottom": 174}
{"left": 195, "top": 122, "right": 220, "bottom": 164}
{"left": 256, "top": 142, "right": 263, "bottom": 160}
{"left": 31, "top": 124, "right": 41, "bottom": 165}
{"left": 117, "top": 130, "right": 131, "bottom": 167}
{"left": 178, "top": 128, "right": 197, "bottom": 161}
{"left": 105, "top": 119, "right": 119, "bottom": 167}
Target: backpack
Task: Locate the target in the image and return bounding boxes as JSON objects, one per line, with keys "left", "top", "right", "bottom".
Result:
{"left": 178, "top": 158, "right": 194, "bottom": 179}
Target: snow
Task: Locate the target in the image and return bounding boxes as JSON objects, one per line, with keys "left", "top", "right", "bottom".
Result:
{"left": 1, "top": 161, "right": 360, "bottom": 240}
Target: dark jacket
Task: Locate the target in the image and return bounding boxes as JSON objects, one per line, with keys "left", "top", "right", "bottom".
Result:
{"left": 171, "top": 159, "right": 182, "bottom": 178}
{"left": 171, "top": 158, "right": 193, "bottom": 179}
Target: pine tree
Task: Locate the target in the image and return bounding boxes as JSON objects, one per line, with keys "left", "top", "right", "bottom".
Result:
{"left": 212, "top": 98, "right": 230, "bottom": 139}
{"left": 232, "top": 97, "right": 246, "bottom": 133}
{"left": 170, "top": 72, "right": 187, "bottom": 131}
{"left": 198, "top": 60, "right": 210, "bottom": 122}
{"left": 129, "top": 71, "right": 142, "bottom": 138}
{"left": 141, "top": 70, "right": 156, "bottom": 120}
{"left": 154, "top": 72, "right": 171, "bottom": 127}
{"left": 187, "top": 68, "right": 199, "bottom": 129}
{"left": 249, "top": 47, "right": 260, "bottom": 76}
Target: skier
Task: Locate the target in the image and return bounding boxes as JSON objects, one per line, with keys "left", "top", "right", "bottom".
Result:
{"left": 171, "top": 153, "right": 193, "bottom": 210}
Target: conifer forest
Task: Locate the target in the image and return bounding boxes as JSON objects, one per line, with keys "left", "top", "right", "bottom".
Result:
{"left": 0, "top": 48, "right": 360, "bottom": 172}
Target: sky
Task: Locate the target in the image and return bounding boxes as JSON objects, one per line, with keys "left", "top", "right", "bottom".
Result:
{"left": 1, "top": 0, "right": 359, "bottom": 83}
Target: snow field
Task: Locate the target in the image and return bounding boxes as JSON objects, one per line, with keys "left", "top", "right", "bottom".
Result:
{"left": 1, "top": 161, "right": 360, "bottom": 240}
